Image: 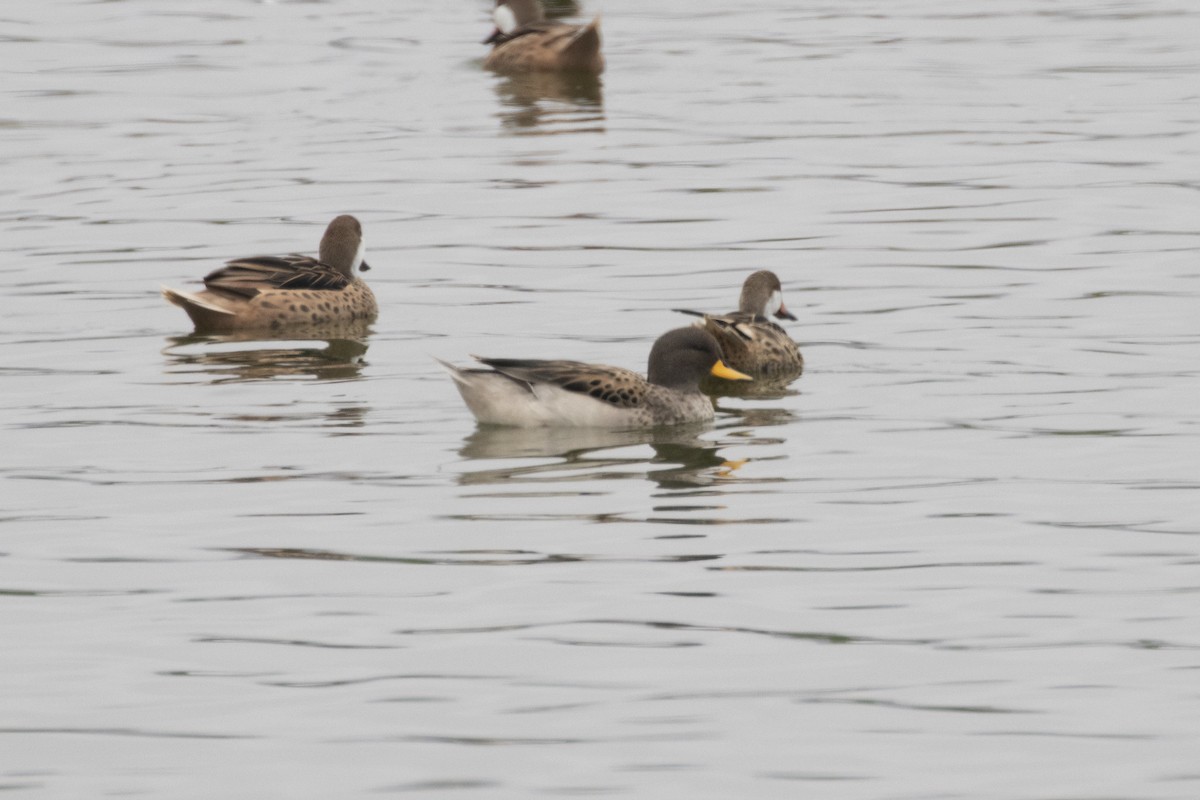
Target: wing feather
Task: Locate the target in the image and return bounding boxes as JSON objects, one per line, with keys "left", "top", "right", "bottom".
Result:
{"left": 474, "top": 358, "right": 647, "bottom": 409}
{"left": 203, "top": 254, "right": 350, "bottom": 298}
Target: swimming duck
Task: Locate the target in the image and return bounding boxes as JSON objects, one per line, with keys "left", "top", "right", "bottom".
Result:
{"left": 675, "top": 270, "right": 803, "bottom": 383}
{"left": 161, "top": 215, "right": 377, "bottom": 334}
{"left": 440, "top": 327, "right": 750, "bottom": 428}
{"left": 483, "top": 0, "right": 604, "bottom": 74}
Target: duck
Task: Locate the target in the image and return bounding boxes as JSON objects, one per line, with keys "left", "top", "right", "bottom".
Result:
{"left": 675, "top": 270, "right": 803, "bottom": 383}
{"left": 483, "top": 0, "right": 604, "bottom": 74}
{"left": 439, "top": 327, "right": 751, "bottom": 428}
{"left": 161, "top": 215, "right": 377, "bottom": 334}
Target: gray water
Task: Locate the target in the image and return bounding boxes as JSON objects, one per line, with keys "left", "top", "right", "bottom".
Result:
{"left": 3, "top": 0, "right": 1199, "bottom": 797}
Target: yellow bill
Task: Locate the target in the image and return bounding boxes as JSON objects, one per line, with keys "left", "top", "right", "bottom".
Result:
{"left": 710, "top": 360, "right": 752, "bottom": 381}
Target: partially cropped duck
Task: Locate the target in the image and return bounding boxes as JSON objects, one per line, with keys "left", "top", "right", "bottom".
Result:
{"left": 440, "top": 327, "right": 750, "bottom": 428}
{"left": 675, "top": 270, "right": 803, "bottom": 383}
{"left": 483, "top": 0, "right": 604, "bottom": 74}
{"left": 161, "top": 215, "right": 377, "bottom": 334}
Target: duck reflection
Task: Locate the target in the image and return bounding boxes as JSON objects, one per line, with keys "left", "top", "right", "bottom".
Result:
{"left": 702, "top": 376, "right": 803, "bottom": 400}
{"left": 492, "top": 70, "right": 604, "bottom": 133}
{"left": 719, "top": 403, "right": 799, "bottom": 428}
{"left": 163, "top": 330, "right": 370, "bottom": 384}
{"left": 456, "top": 424, "right": 746, "bottom": 490}
{"left": 712, "top": 403, "right": 802, "bottom": 447}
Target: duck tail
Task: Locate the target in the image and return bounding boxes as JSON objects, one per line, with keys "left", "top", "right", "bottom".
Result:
{"left": 564, "top": 16, "right": 603, "bottom": 72}
{"left": 161, "top": 286, "right": 233, "bottom": 315}
{"left": 161, "top": 285, "right": 239, "bottom": 331}
{"left": 434, "top": 357, "right": 472, "bottom": 386}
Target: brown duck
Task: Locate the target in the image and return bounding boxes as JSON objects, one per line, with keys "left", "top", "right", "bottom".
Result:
{"left": 675, "top": 270, "right": 804, "bottom": 383}
{"left": 483, "top": 0, "right": 604, "bottom": 74}
{"left": 161, "top": 215, "right": 377, "bottom": 334}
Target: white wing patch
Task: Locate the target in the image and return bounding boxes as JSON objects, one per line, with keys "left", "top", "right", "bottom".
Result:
{"left": 733, "top": 321, "right": 757, "bottom": 340}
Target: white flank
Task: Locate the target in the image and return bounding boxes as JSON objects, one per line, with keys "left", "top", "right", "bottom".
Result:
{"left": 439, "top": 359, "right": 636, "bottom": 428}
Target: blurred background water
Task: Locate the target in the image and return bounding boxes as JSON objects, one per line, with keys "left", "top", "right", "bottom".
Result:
{"left": 2, "top": 0, "right": 1199, "bottom": 797}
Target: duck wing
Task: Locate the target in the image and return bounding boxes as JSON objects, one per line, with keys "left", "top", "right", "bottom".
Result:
{"left": 475, "top": 357, "right": 648, "bottom": 409}
{"left": 203, "top": 254, "right": 349, "bottom": 298}
{"left": 493, "top": 20, "right": 565, "bottom": 44}
{"left": 673, "top": 308, "right": 766, "bottom": 342}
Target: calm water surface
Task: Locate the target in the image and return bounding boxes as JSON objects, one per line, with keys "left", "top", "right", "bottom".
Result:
{"left": 3, "top": 0, "right": 1199, "bottom": 797}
